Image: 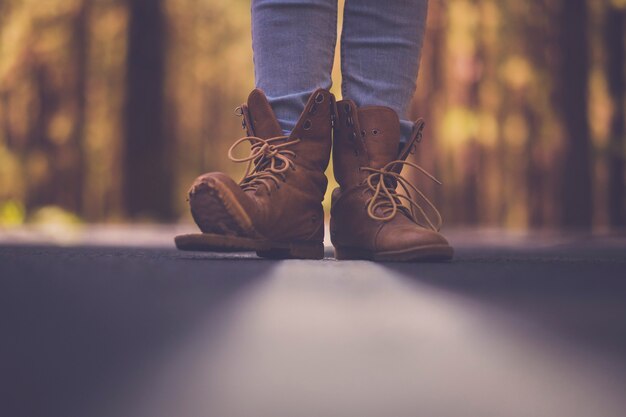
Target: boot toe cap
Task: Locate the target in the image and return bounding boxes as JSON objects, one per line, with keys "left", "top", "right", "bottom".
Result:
{"left": 375, "top": 225, "right": 453, "bottom": 258}
{"left": 189, "top": 172, "right": 238, "bottom": 196}
{"left": 188, "top": 172, "right": 258, "bottom": 236}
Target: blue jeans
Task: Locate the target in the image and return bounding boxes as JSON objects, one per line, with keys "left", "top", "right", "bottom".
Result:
{"left": 251, "top": 0, "right": 428, "bottom": 144}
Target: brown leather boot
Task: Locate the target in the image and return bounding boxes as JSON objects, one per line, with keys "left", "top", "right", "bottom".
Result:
{"left": 330, "top": 100, "right": 453, "bottom": 261}
{"left": 175, "top": 88, "right": 335, "bottom": 259}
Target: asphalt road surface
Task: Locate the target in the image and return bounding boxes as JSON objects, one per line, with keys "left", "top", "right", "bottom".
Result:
{"left": 1, "top": 229, "right": 626, "bottom": 417}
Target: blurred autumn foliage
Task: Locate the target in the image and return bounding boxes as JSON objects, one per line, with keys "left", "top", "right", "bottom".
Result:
{"left": 0, "top": 0, "right": 625, "bottom": 230}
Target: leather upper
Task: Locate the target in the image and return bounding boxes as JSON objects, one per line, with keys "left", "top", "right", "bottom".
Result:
{"left": 195, "top": 88, "right": 334, "bottom": 243}
{"left": 330, "top": 100, "right": 450, "bottom": 252}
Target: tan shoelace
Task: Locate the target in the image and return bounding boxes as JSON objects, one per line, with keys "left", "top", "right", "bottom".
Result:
{"left": 361, "top": 160, "right": 443, "bottom": 231}
{"left": 228, "top": 135, "right": 301, "bottom": 192}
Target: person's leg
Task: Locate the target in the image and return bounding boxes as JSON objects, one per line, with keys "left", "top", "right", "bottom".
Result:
{"left": 340, "top": 0, "right": 428, "bottom": 144}
{"left": 251, "top": 0, "right": 338, "bottom": 135}
{"left": 330, "top": 1, "right": 452, "bottom": 262}
{"left": 178, "top": 0, "right": 338, "bottom": 258}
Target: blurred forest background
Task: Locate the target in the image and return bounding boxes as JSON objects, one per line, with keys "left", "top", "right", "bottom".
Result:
{"left": 0, "top": 0, "right": 625, "bottom": 231}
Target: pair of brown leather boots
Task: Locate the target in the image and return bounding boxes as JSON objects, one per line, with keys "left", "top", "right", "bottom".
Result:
{"left": 175, "top": 89, "right": 453, "bottom": 261}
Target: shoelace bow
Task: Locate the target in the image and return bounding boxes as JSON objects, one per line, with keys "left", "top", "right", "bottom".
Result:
{"left": 227, "top": 135, "right": 300, "bottom": 192}
{"left": 361, "top": 160, "right": 443, "bottom": 231}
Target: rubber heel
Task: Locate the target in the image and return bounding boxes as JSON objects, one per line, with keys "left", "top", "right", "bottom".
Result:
{"left": 257, "top": 242, "right": 324, "bottom": 260}
{"left": 333, "top": 246, "right": 371, "bottom": 261}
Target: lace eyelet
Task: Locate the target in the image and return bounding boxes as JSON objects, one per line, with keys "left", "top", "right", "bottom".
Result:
{"left": 372, "top": 129, "right": 379, "bottom": 135}
{"left": 315, "top": 92, "right": 325, "bottom": 103}
{"left": 303, "top": 119, "right": 312, "bottom": 130}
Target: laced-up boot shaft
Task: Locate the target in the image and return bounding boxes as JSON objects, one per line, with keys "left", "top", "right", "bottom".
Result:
{"left": 330, "top": 100, "right": 453, "bottom": 262}
{"left": 177, "top": 88, "right": 335, "bottom": 259}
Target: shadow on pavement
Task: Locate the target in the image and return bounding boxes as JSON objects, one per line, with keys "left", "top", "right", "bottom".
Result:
{"left": 385, "top": 241, "right": 626, "bottom": 363}
{"left": 0, "top": 244, "right": 275, "bottom": 417}
{"left": 3, "top": 240, "right": 626, "bottom": 417}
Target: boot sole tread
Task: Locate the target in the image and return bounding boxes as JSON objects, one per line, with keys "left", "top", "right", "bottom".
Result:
{"left": 334, "top": 244, "right": 454, "bottom": 262}
{"left": 175, "top": 233, "right": 264, "bottom": 252}
{"left": 175, "top": 233, "right": 324, "bottom": 260}
{"left": 189, "top": 181, "right": 256, "bottom": 237}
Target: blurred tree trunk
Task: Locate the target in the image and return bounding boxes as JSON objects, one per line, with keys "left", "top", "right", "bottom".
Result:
{"left": 65, "top": 0, "right": 89, "bottom": 214}
{"left": 606, "top": 3, "right": 626, "bottom": 228}
{"left": 123, "top": 0, "right": 174, "bottom": 220}
{"left": 19, "top": 2, "right": 90, "bottom": 215}
{"left": 410, "top": 0, "right": 445, "bottom": 218}
{"left": 460, "top": 0, "right": 482, "bottom": 226}
{"left": 523, "top": 100, "right": 543, "bottom": 227}
{"left": 557, "top": 0, "right": 593, "bottom": 229}
{"left": 519, "top": 0, "right": 553, "bottom": 229}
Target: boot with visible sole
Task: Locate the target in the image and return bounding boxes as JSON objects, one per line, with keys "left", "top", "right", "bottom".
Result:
{"left": 175, "top": 88, "right": 335, "bottom": 259}
{"left": 330, "top": 100, "right": 453, "bottom": 262}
